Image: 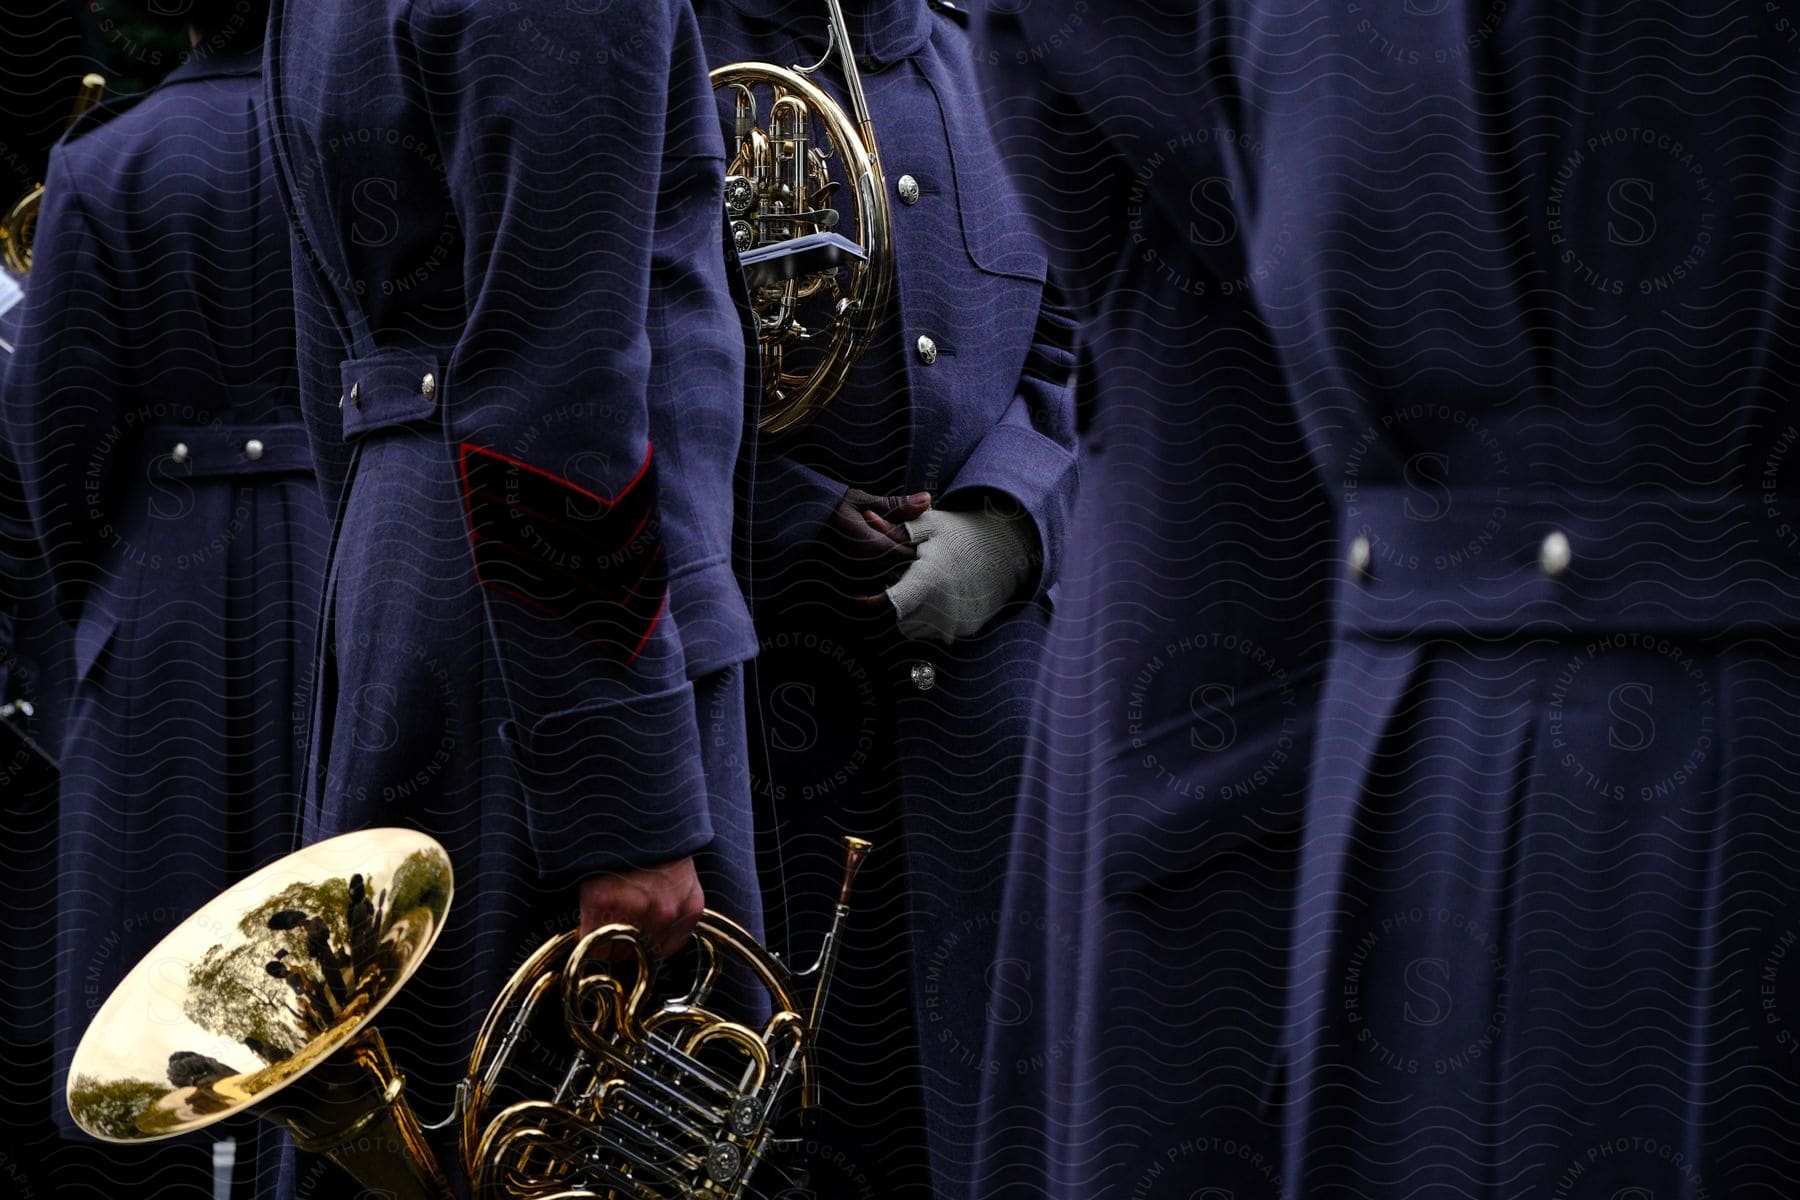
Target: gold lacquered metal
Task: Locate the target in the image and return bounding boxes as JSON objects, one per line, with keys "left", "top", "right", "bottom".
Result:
{"left": 1, "top": 73, "right": 106, "bottom": 276}
{"left": 70, "top": 829, "right": 874, "bottom": 1200}
{"left": 712, "top": 0, "right": 894, "bottom": 435}
{"left": 0, "top": 189, "right": 41, "bottom": 276}
{"left": 461, "top": 910, "right": 813, "bottom": 1199}
{"left": 66, "top": 827, "right": 452, "bottom": 1147}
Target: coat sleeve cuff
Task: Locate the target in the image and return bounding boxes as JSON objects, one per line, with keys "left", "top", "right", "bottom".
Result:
{"left": 941, "top": 423, "right": 1077, "bottom": 600}
{"left": 509, "top": 681, "right": 714, "bottom": 888}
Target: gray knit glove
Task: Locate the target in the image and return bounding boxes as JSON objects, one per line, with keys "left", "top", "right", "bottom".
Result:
{"left": 885, "top": 505, "right": 1038, "bottom": 643}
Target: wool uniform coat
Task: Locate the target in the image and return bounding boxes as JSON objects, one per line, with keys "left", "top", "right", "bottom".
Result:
{"left": 693, "top": 2, "right": 1078, "bottom": 1195}
{"left": 0, "top": 48, "right": 329, "bottom": 1197}
{"left": 965, "top": 4, "right": 1333, "bottom": 1198}
{"left": 0, "top": 285, "right": 61, "bottom": 1032}
{"left": 263, "top": 3, "right": 765, "bottom": 1179}
{"left": 0, "top": 284, "right": 71, "bottom": 1193}
{"left": 1203, "top": 3, "right": 1800, "bottom": 1195}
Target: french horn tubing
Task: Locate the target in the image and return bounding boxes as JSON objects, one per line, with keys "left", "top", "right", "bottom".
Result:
{"left": 68, "top": 827, "right": 872, "bottom": 1200}
{"left": 713, "top": 0, "right": 894, "bottom": 435}
{"left": 1, "top": 73, "right": 106, "bottom": 277}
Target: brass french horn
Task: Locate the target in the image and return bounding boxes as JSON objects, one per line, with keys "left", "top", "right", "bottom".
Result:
{"left": 0, "top": 73, "right": 106, "bottom": 277}
{"left": 713, "top": 0, "right": 894, "bottom": 435}
{"left": 68, "top": 828, "right": 871, "bottom": 1199}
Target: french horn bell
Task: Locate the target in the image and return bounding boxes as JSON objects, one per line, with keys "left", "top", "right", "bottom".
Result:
{"left": 68, "top": 827, "right": 872, "bottom": 1199}
{"left": 713, "top": 0, "right": 894, "bottom": 435}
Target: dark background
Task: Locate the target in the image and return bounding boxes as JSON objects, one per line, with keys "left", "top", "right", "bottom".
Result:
{"left": 0, "top": 1, "right": 190, "bottom": 217}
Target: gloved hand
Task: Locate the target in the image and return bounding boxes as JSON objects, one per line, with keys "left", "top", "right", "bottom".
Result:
{"left": 820, "top": 488, "right": 932, "bottom": 593}
{"left": 884, "top": 503, "right": 1038, "bottom": 643}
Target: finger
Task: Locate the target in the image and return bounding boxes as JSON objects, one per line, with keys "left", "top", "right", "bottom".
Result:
{"left": 862, "top": 509, "right": 911, "bottom": 545}
{"left": 585, "top": 907, "right": 677, "bottom": 961}
{"left": 849, "top": 524, "right": 916, "bottom": 562}
{"left": 577, "top": 887, "right": 613, "bottom": 938}
{"left": 648, "top": 899, "right": 702, "bottom": 959}
{"left": 873, "top": 492, "right": 932, "bottom": 522}
{"left": 658, "top": 912, "right": 703, "bottom": 960}
{"left": 592, "top": 931, "right": 642, "bottom": 963}
{"left": 894, "top": 492, "right": 933, "bottom": 521}
{"left": 578, "top": 907, "right": 646, "bottom": 962}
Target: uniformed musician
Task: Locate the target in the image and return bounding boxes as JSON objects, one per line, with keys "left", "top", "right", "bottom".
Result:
{"left": 0, "top": 261, "right": 69, "bottom": 1200}
{"left": 0, "top": 3, "right": 328, "bottom": 1195}
{"left": 966, "top": 4, "right": 1334, "bottom": 1197}
{"left": 694, "top": 2, "right": 1079, "bottom": 1194}
{"left": 1179, "top": 2, "right": 1800, "bottom": 1196}
{"left": 263, "top": 0, "right": 764, "bottom": 1191}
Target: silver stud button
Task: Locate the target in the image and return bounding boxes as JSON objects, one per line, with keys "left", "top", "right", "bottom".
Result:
{"left": 421, "top": 372, "right": 436, "bottom": 400}
{"left": 1348, "top": 535, "right": 1371, "bottom": 578}
{"left": 910, "top": 661, "right": 937, "bottom": 691}
{"left": 1539, "top": 530, "right": 1572, "bottom": 578}
{"left": 916, "top": 335, "right": 938, "bottom": 365}
{"left": 171, "top": 442, "right": 190, "bottom": 464}
{"left": 244, "top": 438, "right": 265, "bottom": 461}
{"left": 897, "top": 174, "right": 920, "bottom": 205}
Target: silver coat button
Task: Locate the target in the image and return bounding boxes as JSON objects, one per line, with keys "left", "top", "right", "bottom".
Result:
{"left": 349, "top": 382, "right": 360, "bottom": 406}
{"left": 244, "top": 439, "right": 265, "bottom": 461}
{"left": 171, "top": 442, "right": 190, "bottom": 464}
{"left": 916, "top": 335, "right": 938, "bottom": 365}
{"left": 897, "top": 174, "right": 920, "bottom": 205}
{"left": 421, "top": 372, "right": 437, "bottom": 400}
{"left": 1348, "top": 535, "right": 1371, "bottom": 578}
{"left": 910, "top": 662, "right": 937, "bottom": 691}
{"left": 1539, "top": 530, "right": 1572, "bottom": 578}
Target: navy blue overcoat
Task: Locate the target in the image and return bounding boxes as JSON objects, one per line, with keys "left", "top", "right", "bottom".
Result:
{"left": 263, "top": 0, "right": 764, "bottom": 1163}
{"left": 1209, "top": 4, "right": 1800, "bottom": 1196}
{"left": 693, "top": 2, "right": 1079, "bottom": 1195}
{"left": 0, "top": 288, "right": 69, "bottom": 1188}
{"left": 967, "top": 4, "right": 1333, "bottom": 1198}
{"left": 0, "top": 49, "right": 329, "bottom": 1157}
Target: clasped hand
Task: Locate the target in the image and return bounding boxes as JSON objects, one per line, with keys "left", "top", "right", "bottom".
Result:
{"left": 826, "top": 487, "right": 1037, "bottom": 645}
